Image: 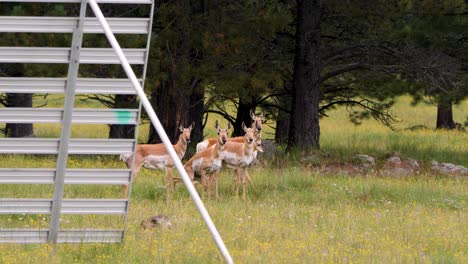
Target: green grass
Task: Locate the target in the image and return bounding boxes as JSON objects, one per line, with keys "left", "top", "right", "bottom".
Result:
{"left": 0, "top": 95, "right": 467, "bottom": 263}
{"left": 319, "top": 96, "right": 468, "bottom": 166}
{"left": 0, "top": 169, "right": 466, "bottom": 263}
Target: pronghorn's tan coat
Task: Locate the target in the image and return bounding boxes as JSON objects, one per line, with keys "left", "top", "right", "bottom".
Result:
{"left": 219, "top": 123, "right": 260, "bottom": 200}
{"left": 184, "top": 121, "right": 230, "bottom": 198}
{"left": 196, "top": 111, "right": 264, "bottom": 188}
{"left": 120, "top": 125, "right": 193, "bottom": 199}
{"left": 196, "top": 111, "right": 264, "bottom": 152}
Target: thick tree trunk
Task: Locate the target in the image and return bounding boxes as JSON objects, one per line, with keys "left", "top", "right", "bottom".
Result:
{"left": 108, "top": 94, "right": 137, "bottom": 139}
{"left": 287, "top": 0, "right": 321, "bottom": 152}
{"left": 436, "top": 100, "right": 455, "bottom": 129}
{"left": 147, "top": 82, "right": 190, "bottom": 144}
{"left": 275, "top": 114, "right": 289, "bottom": 145}
{"left": 232, "top": 96, "right": 255, "bottom": 137}
{"left": 188, "top": 80, "right": 204, "bottom": 146}
{"left": 109, "top": 124, "right": 135, "bottom": 139}
{"left": 5, "top": 93, "right": 34, "bottom": 138}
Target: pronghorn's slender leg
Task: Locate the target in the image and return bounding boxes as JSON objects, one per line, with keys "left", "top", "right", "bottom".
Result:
{"left": 123, "top": 153, "right": 143, "bottom": 197}
{"left": 246, "top": 173, "right": 255, "bottom": 190}
{"left": 241, "top": 169, "right": 248, "bottom": 201}
{"left": 235, "top": 168, "right": 242, "bottom": 197}
{"left": 244, "top": 168, "right": 253, "bottom": 200}
{"left": 212, "top": 171, "right": 219, "bottom": 200}
{"left": 200, "top": 170, "right": 207, "bottom": 198}
{"left": 215, "top": 171, "right": 219, "bottom": 200}
{"left": 165, "top": 167, "right": 173, "bottom": 200}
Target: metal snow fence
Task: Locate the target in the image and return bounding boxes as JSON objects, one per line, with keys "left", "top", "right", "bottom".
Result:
{"left": 0, "top": 0, "right": 152, "bottom": 244}
{"left": 0, "top": 0, "right": 232, "bottom": 261}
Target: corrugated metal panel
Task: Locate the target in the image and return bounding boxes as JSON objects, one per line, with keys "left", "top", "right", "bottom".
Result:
{"left": 67, "top": 169, "right": 131, "bottom": 184}
{"left": 0, "top": 168, "right": 131, "bottom": 184}
{"left": 57, "top": 229, "right": 123, "bottom": 243}
{"left": 69, "top": 139, "right": 135, "bottom": 154}
{"left": 0, "top": 0, "right": 155, "bottom": 245}
{"left": 0, "top": 199, "right": 51, "bottom": 214}
{"left": 81, "top": 48, "right": 146, "bottom": 64}
{"left": 0, "top": 77, "right": 138, "bottom": 94}
{"left": 0, "top": 138, "right": 59, "bottom": 154}
{"left": 0, "top": 169, "right": 54, "bottom": 184}
{"left": 0, "top": 199, "right": 127, "bottom": 214}
{"left": 0, "top": 47, "right": 146, "bottom": 64}
{"left": 0, "top": 229, "right": 48, "bottom": 243}
{"left": 0, "top": 47, "right": 69, "bottom": 63}
{"left": 76, "top": 78, "right": 139, "bottom": 94}
{"left": 0, "top": 138, "right": 135, "bottom": 154}
{"left": 85, "top": 18, "right": 149, "bottom": 34}
{"left": 0, "top": 17, "right": 150, "bottom": 34}
{"left": 0, "top": 108, "right": 138, "bottom": 124}
{"left": 62, "top": 199, "right": 127, "bottom": 214}
{"left": 0, "top": 229, "right": 123, "bottom": 243}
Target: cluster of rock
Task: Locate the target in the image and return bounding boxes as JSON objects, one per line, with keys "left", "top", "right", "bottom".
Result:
{"left": 430, "top": 160, "right": 468, "bottom": 175}
{"left": 256, "top": 139, "right": 467, "bottom": 177}
{"left": 325, "top": 153, "right": 468, "bottom": 177}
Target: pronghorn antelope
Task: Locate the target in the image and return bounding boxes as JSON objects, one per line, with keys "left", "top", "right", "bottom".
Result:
{"left": 220, "top": 122, "right": 260, "bottom": 200}
{"left": 120, "top": 124, "right": 193, "bottom": 199}
{"left": 184, "top": 121, "right": 230, "bottom": 198}
{"left": 196, "top": 110, "right": 264, "bottom": 153}
{"left": 196, "top": 111, "right": 264, "bottom": 186}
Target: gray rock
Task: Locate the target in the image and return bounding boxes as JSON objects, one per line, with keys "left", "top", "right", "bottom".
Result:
{"left": 141, "top": 214, "right": 172, "bottom": 229}
{"left": 256, "top": 139, "right": 283, "bottom": 160}
{"left": 431, "top": 161, "right": 468, "bottom": 175}
{"left": 407, "top": 158, "right": 420, "bottom": 168}
{"left": 387, "top": 155, "right": 402, "bottom": 165}
{"left": 353, "top": 154, "right": 376, "bottom": 168}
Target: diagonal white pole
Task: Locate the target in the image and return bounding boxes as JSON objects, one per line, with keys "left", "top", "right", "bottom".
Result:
{"left": 87, "top": 1, "right": 233, "bottom": 263}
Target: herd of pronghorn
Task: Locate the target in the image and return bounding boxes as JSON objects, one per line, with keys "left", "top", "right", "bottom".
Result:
{"left": 120, "top": 111, "right": 264, "bottom": 200}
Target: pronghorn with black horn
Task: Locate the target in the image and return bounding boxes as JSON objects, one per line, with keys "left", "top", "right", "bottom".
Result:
{"left": 120, "top": 123, "right": 193, "bottom": 200}
{"left": 196, "top": 110, "right": 264, "bottom": 152}
{"left": 184, "top": 121, "right": 230, "bottom": 198}
{"left": 196, "top": 110, "right": 264, "bottom": 186}
{"left": 219, "top": 122, "right": 261, "bottom": 200}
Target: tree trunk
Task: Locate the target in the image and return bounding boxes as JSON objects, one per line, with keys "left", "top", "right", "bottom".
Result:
{"left": 188, "top": 79, "right": 204, "bottom": 150}
{"left": 275, "top": 114, "right": 289, "bottom": 145}
{"left": 108, "top": 94, "right": 137, "bottom": 139}
{"left": 436, "top": 100, "right": 455, "bottom": 129}
{"left": 287, "top": 0, "right": 321, "bottom": 152}
{"left": 147, "top": 82, "right": 190, "bottom": 144}
{"left": 232, "top": 96, "right": 255, "bottom": 137}
{"left": 5, "top": 93, "right": 34, "bottom": 138}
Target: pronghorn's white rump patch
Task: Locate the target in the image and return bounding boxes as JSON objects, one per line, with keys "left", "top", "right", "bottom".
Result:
{"left": 209, "top": 157, "right": 223, "bottom": 173}
{"left": 192, "top": 157, "right": 204, "bottom": 171}
{"left": 120, "top": 153, "right": 133, "bottom": 162}
{"left": 142, "top": 155, "right": 169, "bottom": 170}
{"left": 196, "top": 140, "right": 209, "bottom": 153}
{"left": 222, "top": 149, "right": 255, "bottom": 168}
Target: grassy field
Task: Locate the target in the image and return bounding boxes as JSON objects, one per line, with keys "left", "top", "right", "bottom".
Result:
{"left": 0, "top": 96, "right": 466, "bottom": 263}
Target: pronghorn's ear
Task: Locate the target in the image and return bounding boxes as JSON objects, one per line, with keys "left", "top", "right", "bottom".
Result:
{"left": 227, "top": 122, "right": 231, "bottom": 130}
{"left": 179, "top": 124, "right": 184, "bottom": 132}
{"left": 242, "top": 122, "right": 248, "bottom": 132}
{"left": 190, "top": 121, "right": 195, "bottom": 130}
{"left": 215, "top": 120, "right": 219, "bottom": 129}
{"left": 250, "top": 109, "right": 256, "bottom": 120}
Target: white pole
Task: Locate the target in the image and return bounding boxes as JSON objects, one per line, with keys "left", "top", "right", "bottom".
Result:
{"left": 87, "top": 1, "right": 233, "bottom": 263}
